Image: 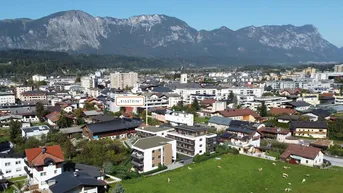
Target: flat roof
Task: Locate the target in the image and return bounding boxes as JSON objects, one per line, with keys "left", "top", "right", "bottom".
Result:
{"left": 133, "top": 136, "right": 174, "bottom": 150}
{"left": 137, "top": 126, "right": 174, "bottom": 133}
{"left": 175, "top": 125, "right": 208, "bottom": 132}
{"left": 22, "top": 125, "right": 50, "bottom": 133}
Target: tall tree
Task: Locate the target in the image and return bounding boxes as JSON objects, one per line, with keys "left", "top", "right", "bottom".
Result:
{"left": 191, "top": 98, "right": 200, "bottom": 111}
{"left": 35, "top": 102, "right": 45, "bottom": 121}
{"left": 257, "top": 101, "right": 267, "bottom": 117}
{"left": 9, "top": 120, "right": 22, "bottom": 143}
{"left": 57, "top": 111, "right": 73, "bottom": 128}
{"left": 229, "top": 91, "right": 234, "bottom": 100}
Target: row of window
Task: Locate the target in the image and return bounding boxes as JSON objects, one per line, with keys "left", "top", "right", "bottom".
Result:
{"left": 4, "top": 168, "right": 22, "bottom": 173}
{"left": 151, "top": 149, "right": 162, "bottom": 153}
{"left": 4, "top": 161, "right": 21, "bottom": 166}
{"left": 152, "top": 155, "right": 161, "bottom": 160}
{"left": 40, "top": 170, "right": 58, "bottom": 176}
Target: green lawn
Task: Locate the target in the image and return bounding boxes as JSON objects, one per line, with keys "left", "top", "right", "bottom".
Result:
{"left": 194, "top": 116, "right": 210, "bottom": 124}
{"left": 123, "top": 155, "right": 343, "bottom": 193}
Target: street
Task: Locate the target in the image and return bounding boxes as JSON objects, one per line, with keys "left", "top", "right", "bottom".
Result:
{"left": 324, "top": 155, "right": 343, "bottom": 167}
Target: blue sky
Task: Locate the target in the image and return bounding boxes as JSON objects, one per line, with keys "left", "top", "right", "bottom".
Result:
{"left": 1, "top": 0, "right": 342, "bottom": 47}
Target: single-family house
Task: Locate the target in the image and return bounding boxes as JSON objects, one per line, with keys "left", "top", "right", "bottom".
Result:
{"left": 268, "top": 107, "right": 296, "bottom": 116}
{"left": 213, "top": 109, "right": 261, "bottom": 122}
{"left": 285, "top": 101, "right": 311, "bottom": 111}
{"left": 21, "top": 125, "right": 50, "bottom": 139}
{"left": 302, "top": 109, "right": 331, "bottom": 121}
{"left": 280, "top": 144, "right": 323, "bottom": 167}
{"left": 290, "top": 121, "right": 328, "bottom": 138}
{"left": 277, "top": 115, "right": 299, "bottom": 123}
{"left": 310, "top": 139, "right": 334, "bottom": 150}
{"left": 0, "top": 153, "right": 26, "bottom": 178}
{"left": 258, "top": 127, "right": 291, "bottom": 142}
{"left": 208, "top": 116, "right": 232, "bottom": 132}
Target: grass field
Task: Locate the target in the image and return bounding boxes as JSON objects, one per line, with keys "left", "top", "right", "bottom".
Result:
{"left": 123, "top": 155, "right": 343, "bottom": 193}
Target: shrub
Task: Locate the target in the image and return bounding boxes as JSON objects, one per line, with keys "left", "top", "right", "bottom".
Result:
{"left": 142, "top": 165, "right": 167, "bottom": 175}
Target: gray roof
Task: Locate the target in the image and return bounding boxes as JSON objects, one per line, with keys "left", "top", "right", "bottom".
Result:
{"left": 175, "top": 125, "right": 208, "bottom": 132}
{"left": 133, "top": 136, "right": 173, "bottom": 150}
{"left": 85, "top": 118, "right": 143, "bottom": 134}
{"left": 91, "top": 114, "right": 116, "bottom": 122}
{"left": 151, "top": 86, "right": 173, "bottom": 93}
{"left": 290, "top": 121, "right": 328, "bottom": 130}
{"left": 47, "top": 171, "right": 104, "bottom": 193}
{"left": 277, "top": 115, "right": 299, "bottom": 121}
{"left": 137, "top": 126, "right": 174, "bottom": 133}
{"left": 0, "top": 153, "right": 24, "bottom": 159}
{"left": 208, "top": 116, "right": 232, "bottom": 126}
{"left": 8, "top": 107, "right": 36, "bottom": 115}
{"left": 22, "top": 125, "right": 50, "bottom": 133}
{"left": 75, "top": 164, "right": 102, "bottom": 178}
{"left": 59, "top": 126, "right": 82, "bottom": 134}
{"left": 288, "top": 101, "right": 311, "bottom": 107}
{"left": 0, "top": 115, "right": 22, "bottom": 121}
{"left": 83, "top": 110, "right": 103, "bottom": 116}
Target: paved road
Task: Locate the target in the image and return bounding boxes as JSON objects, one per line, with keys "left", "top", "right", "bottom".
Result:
{"left": 324, "top": 155, "right": 343, "bottom": 167}
{"left": 151, "top": 162, "right": 184, "bottom": 175}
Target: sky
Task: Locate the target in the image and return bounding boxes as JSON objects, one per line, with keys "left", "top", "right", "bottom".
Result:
{"left": 1, "top": 0, "right": 343, "bottom": 47}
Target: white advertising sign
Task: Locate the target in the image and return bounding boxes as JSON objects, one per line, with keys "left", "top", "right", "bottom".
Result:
{"left": 115, "top": 96, "right": 145, "bottom": 107}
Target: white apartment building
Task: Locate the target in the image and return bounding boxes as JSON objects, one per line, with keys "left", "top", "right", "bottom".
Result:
{"left": 32, "top": 75, "right": 47, "bottom": 82}
{"left": 335, "top": 95, "right": 343, "bottom": 104}
{"left": 81, "top": 76, "right": 94, "bottom": 89}
{"left": 15, "top": 86, "right": 32, "bottom": 99}
{"left": 22, "top": 125, "right": 51, "bottom": 139}
{"left": 0, "top": 153, "right": 26, "bottom": 178}
{"left": 220, "top": 87, "right": 264, "bottom": 98}
{"left": 20, "top": 91, "right": 47, "bottom": 101}
{"left": 131, "top": 136, "right": 176, "bottom": 173}
{"left": 25, "top": 145, "right": 64, "bottom": 190}
{"left": 334, "top": 64, "right": 343, "bottom": 72}
{"left": 180, "top": 74, "right": 188, "bottom": 83}
{"left": 110, "top": 72, "right": 138, "bottom": 89}
{"left": 166, "top": 125, "right": 217, "bottom": 157}
{"left": 0, "top": 93, "right": 15, "bottom": 105}
{"left": 299, "top": 93, "right": 320, "bottom": 106}
{"left": 242, "top": 96, "right": 292, "bottom": 111}
{"left": 136, "top": 126, "right": 175, "bottom": 138}
{"left": 165, "top": 111, "right": 194, "bottom": 126}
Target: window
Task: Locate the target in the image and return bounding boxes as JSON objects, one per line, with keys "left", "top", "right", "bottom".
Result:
{"left": 158, "top": 149, "right": 161, "bottom": 152}
{"left": 40, "top": 172, "right": 46, "bottom": 176}
{"left": 306, "top": 160, "right": 308, "bottom": 164}
{"left": 152, "top": 157, "right": 155, "bottom": 160}
{"left": 5, "top": 162, "right": 10, "bottom": 166}
{"left": 152, "top": 150, "right": 155, "bottom": 153}
{"left": 5, "top": 170, "right": 11, "bottom": 174}
{"left": 199, "top": 144, "right": 203, "bottom": 147}
{"left": 199, "top": 150, "right": 203, "bottom": 153}
{"left": 152, "top": 164, "right": 155, "bottom": 167}
{"left": 15, "top": 161, "right": 21, "bottom": 165}
{"left": 200, "top": 138, "right": 203, "bottom": 141}
{"left": 54, "top": 170, "right": 57, "bottom": 174}
{"left": 158, "top": 155, "right": 161, "bottom": 159}
{"left": 16, "top": 168, "right": 21, "bottom": 172}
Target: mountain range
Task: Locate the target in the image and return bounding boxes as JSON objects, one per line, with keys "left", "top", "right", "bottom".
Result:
{"left": 0, "top": 10, "right": 342, "bottom": 64}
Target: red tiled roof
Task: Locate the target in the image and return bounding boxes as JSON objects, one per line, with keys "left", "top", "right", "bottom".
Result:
{"left": 201, "top": 99, "right": 216, "bottom": 105}
{"left": 258, "top": 127, "right": 290, "bottom": 135}
{"left": 280, "top": 144, "right": 321, "bottom": 160}
{"left": 269, "top": 108, "right": 296, "bottom": 115}
{"left": 25, "top": 145, "right": 64, "bottom": 167}
{"left": 217, "top": 109, "right": 261, "bottom": 118}
{"left": 321, "top": 93, "right": 334, "bottom": 97}
{"left": 45, "top": 111, "right": 60, "bottom": 122}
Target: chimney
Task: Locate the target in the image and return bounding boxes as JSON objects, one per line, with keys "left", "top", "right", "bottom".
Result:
{"left": 42, "top": 147, "right": 47, "bottom": 154}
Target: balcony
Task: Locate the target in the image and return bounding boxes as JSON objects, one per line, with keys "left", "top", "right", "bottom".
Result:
{"left": 131, "top": 152, "right": 144, "bottom": 160}
{"left": 177, "top": 145, "right": 194, "bottom": 152}
{"left": 131, "top": 160, "right": 144, "bottom": 167}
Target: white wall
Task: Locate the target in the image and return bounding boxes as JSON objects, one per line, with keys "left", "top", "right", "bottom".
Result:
{"left": 194, "top": 136, "right": 207, "bottom": 155}
{"left": 30, "top": 164, "right": 62, "bottom": 190}
{"left": 0, "top": 94, "right": 15, "bottom": 105}
{"left": 165, "top": 112, "right": 194, "bottom": 126}
{"left": 299, "top": 151, "right": 323, "bottom": 167}
{"left": 0, "top": 157, "right": 26, "bottom": 178}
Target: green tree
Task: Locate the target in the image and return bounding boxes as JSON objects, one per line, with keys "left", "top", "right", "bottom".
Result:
{"left": 9, "top": 120, "right": 22, "bottom": 143}
{"left": 191, "top": 98, "right": 200, "bottom": 111}
{"left": 75, "top": 108, "right": 85, "bottom": 125}
{"left": 328, "top": 119, "right": 343, "bottom": 140}
{"left": 84, "top": 103, "right": 96, "bottom": 111}
{"left": 113, "top": 184, "right": 126, "bottom": 193}
{"left": 120, "top": 107, "right": 126, "bottom": 112}
{"left": 57, "top": 111, "right": 73, "bottom": 128}
{"left": 229, "top": 91, "right": 234, "bottom": 100}
{"left": 36, "top": 102, "right": 45, "bottom": 121}
{"left": 63, "top": 140, "right": 76, "bottom": 160}
{"left": 27, "top": 79, "right": 34, "bottom": 86}
{"left": 257, "top": 102, "right": 267, "bottom": 117}
{"left": 75, "top": 76, "right": 81, "bottom": 83}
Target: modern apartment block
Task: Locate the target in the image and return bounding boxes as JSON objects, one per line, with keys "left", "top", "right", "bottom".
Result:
{"left": 166, "top": 125, "right": 217, "bottom": 157}
{"left": 0, "top": 153, "right": 26, "bottom": 179}
{"left": 81, "top": 76, "right": 94, "bottom": 89}
{"left": 135, "top": 126, "right": 174, "bottom": 138}
{"left": 15, "top": 86, "right": 32, "bottom": 99}
{"left": 20, "top": 91, "right": 47, "bottom": 101}
{"left": 131, "top": 136, "right": 176, "bottom": 173}
{"left": 110, "top": 72, "right": 138, "bottom": 89}
{"left": 334, "top": 64, "right": 343, "bottom": 72}
{"left": 0, "top": 93, "right": 15, "bottom": 105}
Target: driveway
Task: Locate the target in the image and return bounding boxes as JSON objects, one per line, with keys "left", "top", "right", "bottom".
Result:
{"left": 324, "top": 155, "right": 343, "bottom": 167}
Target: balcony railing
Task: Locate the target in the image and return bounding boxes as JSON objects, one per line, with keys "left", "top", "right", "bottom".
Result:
{"left": 131, "top": 152, "right": 144, "bottom": 160}
{"left": 177, "top": 145, "right": 194, "bottom": 152}
{"left": 131, "top": 160, "right": 144, "bottom": 167}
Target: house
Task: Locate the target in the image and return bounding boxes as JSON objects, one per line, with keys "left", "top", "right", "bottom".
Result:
{"left": 21, "top": 125, "right": 50, "bottom": 139}
{"left": 279, "top": 89, "right": 301, "bottom": 96}
{"left": 277, "top": 115, "right": 299, "bottom": 123}
{"left": 131, "top": 136, "right": 176, "bottom": 173}
{"left": 24, "top": 145, "right": 64, "bottom": 190}
{"left": 0, "top": 153, "right": 26, "bottom": 178}
{"left": 91, "top": 114, "right": 116, "bottom": 123}
{"left": 45, "top": 111, "right": 60, "bottom": 126}
{"left": 302, "top": 109, "right": 331, "bottom": 121}
{"left": 301, "top": 93, "right": 320, "bottom": 106}
{"left": 222, "top": 126, "right": 261, "bottom": 152}
{"left": 320, "top": 93, "right": 335, "bottom": 104}
{"left": 20, "top": 91, "right": 47, "bottom": 101}
{"left": 290, "top": 121, "right": 328, "bottom": 138}
{"left": 258, "top": 127, "right": 291, "bottom": 142}
{"left": 310, "top": 139, "right": 334, "bottom": 150}
{"left": 0, "top": 142, "right": 13, "bottom": 154}
{"left": 135, "top": 126, "right": 174, "bottom": 138}
{"left": 82, "top": 118, "right": 143, "bottom": 140}
{"left": 285, "top": 101, "right": 311, "bottom": 111}
{"left": 165, "top": 111, "right": 194, "bottom": 126}
{"left": 213, "top": 109, "right": 261, "bottom": 122}
{"left": 166, "top": 125, "right": 217, "bottom": 157}
{"left": 0, "top": 93, "right": 15, "bottom": 105}
{"left": 208, "top": 116, "right": 232, "bottom": 132}
{"left": 0, "top": 115, "right": 22, "bottom": 127}
{"left": 268, "top": 107, "right": 296, "bottom": 116}
{"left": 15, "top": 86, "right": 32, "bottom": 99}
{"left": 59, "top": 126, "right": 83, "bottom": 138}
{"left": 280, "top": 144, "right": 323, "bottom": 167}
{"left": 199, "top": 99, "right": 226, "bottom": 116}
{"left": 83, "top": 110, "right": 104, "bottom": 122}
{"left": 46, "top": 171, "right": 106, "bottom": 193}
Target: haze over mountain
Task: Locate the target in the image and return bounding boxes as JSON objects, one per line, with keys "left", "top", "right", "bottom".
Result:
{"left": 0, "top": 10, "right": 342, "bottom": 64}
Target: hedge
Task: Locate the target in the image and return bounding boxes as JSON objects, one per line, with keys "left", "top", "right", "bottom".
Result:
{"left": 142, "top": 165, "right": 168, "bottom": 175}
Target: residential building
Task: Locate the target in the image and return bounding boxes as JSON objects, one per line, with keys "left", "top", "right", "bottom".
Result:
{"left": 300, "top": 93, "right": 320, "bottom": 106}
{"left": 135, "top": 126, "right": 174, "bottom": 138}
{"left": 208, "top": 116, "right": 232, "bottom": 132}
{"left": 334, "top": 95, "right": 343, "bottom": 104}
{"left": 0, "top": 142, "right": 13, "bottom": 154}
{"left": 131, "top": 136, "right": 176, "bottom": 173}
{"left": 32, "top": 75, "right": 47, "bottom": 82}
{"left": 242, "top": 96, "right": 292, "bottom": 111}
{"left": 0, "top": 153, "right": 26, "bottom": 178}
{"left": 334, "top": 64, "right": 343, "bottom": 72}
{"left": 277, "top": 115, "right": 299, "bottom": 123}
{"left": 280, "top": 144, "right": 323, "bottom": 167}
{"left": 285, "top": 101, "right": 311, "bottom": 111}
{"left": 25, "top": 145, "right": 64, "bottom": 190}
{"left": 166, "top": 125, "right": 217, "bottom": 157}
{"left": 310, "top": 139, "right": 334, "bottom": 150}
{"left": 81, "top": 76, "right": 94, "bottom": 89}
{"left": 0, "top": 93, "right": 15, "bottom": 105}
{"left": 220, "top": 87, "right": 264, "bottom": 98}
{"left": 221, "top": 127, "right": 261, "bottom": 152}
{"left": 180, "top": 73, "right": 188, "bottom": 83}
{"left": 268, "top": 107, "right": 296, "bottom": 116}
{"left": 302, "top": 109, "right": 331, "bottom": 121}
{"left": 199, "top": 99, "right": 226, "bottom": 116}
{"left": 213, "top": 109, "right": 261, "bottom": 122}
{"left": 21, "top": 125, "right": 50, "bottom": 139}
{"left": 20, "top": 91, "right": 47, "bottom": 101}
{"left": 290, "top": 121, "right": 328, "bottom": 138}
{"left": 110, "top": 72, "right": 138, "bottom": 89}
{"left": 258, "top": 127, "right": 291, "bottom": 143}
{"left": 165, "top": 111, "right": 194, "bottom": 126}
{"left": 82, "top": 118, "right": 143, "bottom": 140}
{"left": 15, "top": 86, "right": 32, "bottom": 99}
